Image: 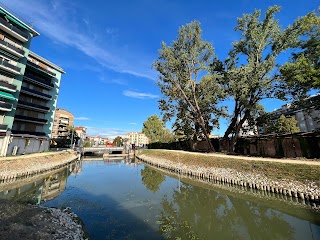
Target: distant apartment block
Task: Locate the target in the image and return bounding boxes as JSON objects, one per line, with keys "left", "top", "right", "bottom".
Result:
{"left": 0, "top": 6, "right": 65, "bottom": 156}
{"left": 52, "top": 108, "right": 74, "bottom": 139}
{"left": 74, "top": 126, "right": 86, "bottom": 140}
{"left": 258, "top": 95, "right": 320, "bottom": 134}
{"left": 124, "top": 132, "right": 149, "bottom": 146}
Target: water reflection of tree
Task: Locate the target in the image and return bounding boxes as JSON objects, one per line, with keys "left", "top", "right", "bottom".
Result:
{"left": 140, "top": 166, "right": 165, "bottom": 192}
{"left": 157, "top": 184, "right": 294, "bottom": 240}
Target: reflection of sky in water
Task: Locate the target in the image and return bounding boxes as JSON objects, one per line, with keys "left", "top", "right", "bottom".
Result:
{"left": 1, "top": 160, "right": 319, "bottom": 240}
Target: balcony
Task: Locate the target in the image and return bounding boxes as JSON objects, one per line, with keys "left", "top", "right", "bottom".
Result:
{"left": 11, "top": 130, "right": 46, "bottom": 136}
{"left": 18, "top": 100, "right": 50, "bottom": 113}
{"left": 0, "top": 18, "right": 29, "bottom": 42}
{"left": 0, "top": 100, "right": 12, "bottom": 111}
{"left": 58, "top": 128, "right": 67, "bottom": 132}
{"left": 27, "top": 61, "right": 56, "bottom": 77}
{"left": 21, "top": 86, "right": 52, "bottom": 100}
{"left": 0, "top": 39, "right": 24, "bottom": 58}
{"left": 0, "top": 79, "right": 16, "bottom": 92}
{"left": 0, "top": 58, "right": 20, "bottom": 75}
{"left": 23, "top": 73, "right": 54, "bottom": 89}
{"left": 14, "top": 114, "right": 48, "bottom": 124}
{"left": 0, "top": 123, "right": 7, "bottom": 132}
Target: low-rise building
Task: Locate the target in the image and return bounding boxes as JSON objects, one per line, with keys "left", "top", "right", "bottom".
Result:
{"left": 74, "top": 126, "right": 86, "bottom": 140}
{"left": 124, "top": 132, "right": 149, "bottom": 147}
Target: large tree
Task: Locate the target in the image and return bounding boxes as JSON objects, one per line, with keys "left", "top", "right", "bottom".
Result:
{"left": 211, "top": 6, "right": 317, "bottom": 151}
{"left": 153, "top": 21, "right": 225, "bottom": 152}
{"left": 272, "top": 115, "right": 300, "bottom": 134}
{"left": 142, "top": 114, "right": 171, "bottom": 143}
{"left": 280, "top": 9, "right": 320, "bottom": 99}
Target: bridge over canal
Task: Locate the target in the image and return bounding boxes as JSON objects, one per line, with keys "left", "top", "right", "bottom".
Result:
{"left": 78, "top": 147, "right": 125, "bottom": 155}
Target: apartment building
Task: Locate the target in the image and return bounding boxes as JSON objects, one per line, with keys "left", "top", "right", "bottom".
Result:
{"left": 124, "top": 132, "right": 149, "bottom": 147}
{"left": 52, "top": 108, "right": 74, "bottom": 139}
{"left": 0, "top": 6, "right": 65, "bottom": 156}
{"left": 74, "top": 126, "right": 86, "bottom": 140}
{"left": 258, "top": 94, "right": 320, "bottom": 134}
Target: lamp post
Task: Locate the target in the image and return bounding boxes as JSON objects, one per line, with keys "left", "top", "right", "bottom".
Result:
{"left": 70, "top": 126, "right": 74, "bottom": 150}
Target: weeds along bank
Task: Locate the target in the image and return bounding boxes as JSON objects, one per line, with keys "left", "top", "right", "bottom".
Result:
{"left": 136, "top": 150, "right": 320, "bottom": 205}
{"left": 0, "top": 151, "right": 79, "bottom": 181}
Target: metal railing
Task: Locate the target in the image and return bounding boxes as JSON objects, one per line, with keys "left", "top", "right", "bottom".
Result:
{"left": 14, "top": 114, "right": 48, "bottom": 124}
{"left": 23, "top": 73, "right": 54, "bottom": 89}
{"left": 0, "top": 100, "right": 12, "bottom": 110}
{"left": 21, "top": 86, "right": 52, "bottom": 100}
{"left": 0, "top": 79, "right": 16, "bottom": 91}
{"left": 0, "top": 38, "right": 24, "bottom": 55}
{"left": 0, "top": 17, "right": 28, "bottom": 40}
{"left": 27, "top": 61, "right": 56, "bottom": 77}
{"left": 0, "top": 58, "right": 20, "bottom": 73}
{"left": 11, "top": 130, "right": 46, "bottom": 136}
{"left": 18, "top": 100, "right": 49, "bottom": 112}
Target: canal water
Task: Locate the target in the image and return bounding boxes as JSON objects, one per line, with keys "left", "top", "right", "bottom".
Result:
{"left": 0, "top": 159, "right": 320, "bottom": 240}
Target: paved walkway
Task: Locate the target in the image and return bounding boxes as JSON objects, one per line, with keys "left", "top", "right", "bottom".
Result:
{"left": 164, "top": 150, "right": 320, "bottom": 166}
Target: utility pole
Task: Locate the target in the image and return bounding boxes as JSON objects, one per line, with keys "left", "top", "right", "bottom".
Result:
{"left": 70, "top": 126, "right": 74, "bottom": 150}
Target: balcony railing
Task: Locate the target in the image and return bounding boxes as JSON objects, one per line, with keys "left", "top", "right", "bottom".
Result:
{"left": 18, "top": 100, "right": 50, "bottom": 112}
{"left": 0, "top": 38, "right": 24, "bottom": 57}
{"left": 27, "top": 61, "right": 56, "bottom": 77}
{"left": 0, "top": 58, "right": 21, "bottom": 74}
{"left": 11, "top": 130, "right": 46, "bottom": 136}
{"left": 0, "top": 123, "right": 7, "bottom": 132}
{"left": 23, "top": 73, "right": 54, "bottom": 89}
{"left": 0, "top": 100, "right": 12, "bottom": 111}
{"left": 0, "top": 18, "right": 29, "bottom": 42}
{"left": 0, "top": 79, "right": 16, "bottom": 92}
{"left": 58, "top": 128, "right": 68, "bottom": 132}
{"left": 21, "top": 86, "right": 52, "bottom": 100}
{"left": 14, "top": 114, "right": 48, "bottom": 124}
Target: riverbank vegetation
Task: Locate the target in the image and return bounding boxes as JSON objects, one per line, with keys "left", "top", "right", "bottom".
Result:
{"left": 151, "top": 5, "right": 320, "bottom": 153}
{"left": 138, "top": 149, "right": 320, "bottom": 184}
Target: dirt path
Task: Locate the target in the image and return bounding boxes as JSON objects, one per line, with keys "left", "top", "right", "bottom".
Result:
{"left": 0, "top": 151, "right": 78, "bottom": 178}
{"left": 169, "top": 150, "right": 320, "bottom": 165}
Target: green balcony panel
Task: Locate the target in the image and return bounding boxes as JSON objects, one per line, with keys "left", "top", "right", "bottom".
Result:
{"left": 0, "top": 90, "right": 15, "bottom": 100}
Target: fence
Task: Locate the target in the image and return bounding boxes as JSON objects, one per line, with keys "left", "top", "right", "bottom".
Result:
{"left": 147, "top": 131, "right": 320, "bottom": 159}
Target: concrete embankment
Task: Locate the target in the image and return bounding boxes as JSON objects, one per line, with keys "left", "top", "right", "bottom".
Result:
{"left": 0, "top": 151, "right": 79, "bottom": 182}
{"left": 137, "top": 150, "right": 320, "bottom": 205}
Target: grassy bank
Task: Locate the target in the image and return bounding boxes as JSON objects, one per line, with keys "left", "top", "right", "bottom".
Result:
{"left": 138, "top": 149, "right": 320, "bottom": 184}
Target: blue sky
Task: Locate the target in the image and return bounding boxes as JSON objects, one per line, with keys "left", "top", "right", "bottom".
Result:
{"left": 2, "top": 0, "right": 318, "bottom": 138}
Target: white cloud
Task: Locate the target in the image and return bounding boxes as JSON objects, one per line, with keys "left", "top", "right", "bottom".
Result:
{"left": 86, "top": 127, "right": 129, "bottom": 138}
{"left": 123, "top": 90, "right": 158, "bottom": 99}
{"left": 2, "top": 0, "right": 156, "bottom": 80}
{"left": 75, "top": 117, "right": 90, "bottom": 120}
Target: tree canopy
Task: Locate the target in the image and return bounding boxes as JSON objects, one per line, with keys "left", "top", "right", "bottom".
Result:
{"left": 142, "top": 114, "right": 172, "bottom": 143}
{"left": 153, "top": 21, "right": 225, "bottom": 152}
{"left": 211, "top": 5, "right": 317, "bottom": 151}
{"left": 272, "top": 115, "right": 300, "bottom": 134}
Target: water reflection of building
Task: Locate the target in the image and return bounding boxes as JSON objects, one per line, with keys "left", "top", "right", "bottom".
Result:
{"left": 41, "top": 170, "right": 68, "bottom": 202}
{"left": 0, "top": 164, "right": 74, "bottom": 204}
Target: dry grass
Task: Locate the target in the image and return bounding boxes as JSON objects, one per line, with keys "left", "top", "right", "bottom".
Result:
{"left": 139, "top": 149, "right": 320, "bottom": 183}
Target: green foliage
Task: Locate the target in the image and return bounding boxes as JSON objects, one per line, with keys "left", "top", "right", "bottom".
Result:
{"left": 272, "top": 115, "right": 300, "bottom": 134}
{"left": 280, "top": 10, "right": 320, "bottom": 98}
{"left": 153, "top": 21, "right": 225, "bottom": 151}
{"left": 140, "top": 166, "right": 165, "bottom": 192}
{"left": 142, "top": 114, "right": 173, "bottom": 143}
{"left": 113, "top": 136, "right": 123, "bottom": 147}
{"left": 211, "top": 6, "right": 314, "bottom": 151}
{"left": 82, "top": 141, "right": 91, "bottom": 147}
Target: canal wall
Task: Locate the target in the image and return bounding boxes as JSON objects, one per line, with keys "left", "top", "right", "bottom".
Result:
{"left": 136, "top": 153, "right": 320, "bottom": 206}
{"left": 0, "top": 151, "right": 79, "bottom": 182}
